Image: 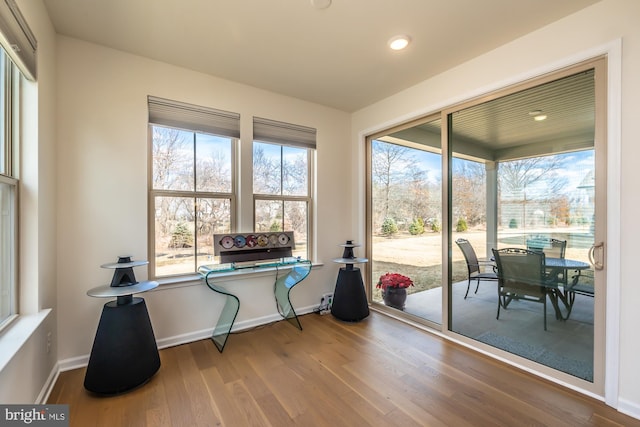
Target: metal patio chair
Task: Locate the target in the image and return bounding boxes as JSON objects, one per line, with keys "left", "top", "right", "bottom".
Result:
{"left": 455, "top": 238, "right": 498, "bottom": 299}
{"left": 492, "top": 247, "right": 561, "bottom": 331}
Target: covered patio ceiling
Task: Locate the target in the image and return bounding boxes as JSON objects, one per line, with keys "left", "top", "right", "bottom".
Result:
{"left": 386, "top": 69, "right": 595, "bottom": 162}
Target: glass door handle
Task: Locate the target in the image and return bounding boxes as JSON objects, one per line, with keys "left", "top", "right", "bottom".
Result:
{"left": 589, "top": 242, "right": 604, "bottom": 270}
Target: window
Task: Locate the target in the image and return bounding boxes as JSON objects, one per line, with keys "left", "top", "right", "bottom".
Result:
{"left": 149, "top": 96, "right": 239, "bottom": 278}
{"left": 0, "top": 49, "right": 19, "bottom": 329}
{"left": 148, "top": 101, "right": 316, "bottom": 278}
{"left": 253, "top": 117, "right": 315, "bottom": 260}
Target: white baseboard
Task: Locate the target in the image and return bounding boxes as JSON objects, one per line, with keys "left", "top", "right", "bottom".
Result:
{"left": 57, "top": 354, "right": 89, "bottom": 372}
{"left": 617, "top": 398, "right": 640, "bottom": 421}
{"left": 37, "top": 362, "right": 60, "bottom": 404}
{"left": 57, "top": 304, "right": 317, "bottom": 373}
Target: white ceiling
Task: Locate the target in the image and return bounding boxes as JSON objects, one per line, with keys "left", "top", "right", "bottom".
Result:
{"left": 42, "top": 0, "right": 600, "bottom": 112}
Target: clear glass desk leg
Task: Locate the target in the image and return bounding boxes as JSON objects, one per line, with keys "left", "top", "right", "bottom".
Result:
{"left": 204, "top": 278, "right": 240, "bottom": 353}
{"left": 274, "top": 261, "right": 312, "bottom": 330}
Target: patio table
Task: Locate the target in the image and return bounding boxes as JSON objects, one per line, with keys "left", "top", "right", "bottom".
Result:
{"left": 544, "top": 257, "right": 591, "bottom": 320}
{"left": 491, "top": 255, "right": 591, "bottom": 321}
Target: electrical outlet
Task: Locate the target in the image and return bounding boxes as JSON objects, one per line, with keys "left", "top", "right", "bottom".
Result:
{"left": 321, "top": 293, "right": 333, "bottom": 309}
{"left": 318, "top": 292, "right": 334, "bottom": 314}
{"left": 46, "top": 332, "right": 51, "bottom": 354}
{"left": 326, "top": 293, "right": 333, "bottom": 308}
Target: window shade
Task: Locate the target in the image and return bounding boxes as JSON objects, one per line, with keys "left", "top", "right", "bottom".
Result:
{"left": 0, "top": 0, "right": 36, "bottom": 81}
{"left": 253, "top": 117, "right": 316, "bottom": 149}
{"left": 148, "top": 96, "right": 240, "bottom": 139}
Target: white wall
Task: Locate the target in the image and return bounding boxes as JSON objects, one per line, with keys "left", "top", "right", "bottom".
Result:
{"left": 54, "top": 36, "right": 351, "bottom": 363}
{"left": 352, "top": 0, "right": 640, "bottom": 418}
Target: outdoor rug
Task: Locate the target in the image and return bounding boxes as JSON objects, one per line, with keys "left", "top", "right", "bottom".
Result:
{"left": 476, "top": 331, "right": 593, "bottom": 382}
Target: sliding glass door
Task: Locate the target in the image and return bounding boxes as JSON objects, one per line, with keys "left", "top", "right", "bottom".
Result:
{"left": 447, "top": 60, "right": 605, "bottom": 392}
{"left": 368, "top": 118, "right": 442, "bottom": 326}
{"left": 367, "top": 57, "right": 606, "bottom": 394}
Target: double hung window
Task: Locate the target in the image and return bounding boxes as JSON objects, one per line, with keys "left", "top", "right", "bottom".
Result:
{"left": 148, "top": 97, "right": 238, "bottom": 278}
{"left": 0, "top": 0, "right": 36, "bottom": 330}
{"left": 0, "top": 49, "right": 20, "bottom": 329}
{"left": 253, "top": 117, "right": 315, "bottom": 260}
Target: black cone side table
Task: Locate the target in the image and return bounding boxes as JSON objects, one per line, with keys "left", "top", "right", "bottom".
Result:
{"left": 84, "top": 256, "right": 161, "bottom": 395}
{"left": 331, "top": 241, "right": 369, "bottom": 322}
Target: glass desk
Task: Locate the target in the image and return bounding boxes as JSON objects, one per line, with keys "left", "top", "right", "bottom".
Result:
{"left": 198, "top": 257, "right": 312, "bottom": 352}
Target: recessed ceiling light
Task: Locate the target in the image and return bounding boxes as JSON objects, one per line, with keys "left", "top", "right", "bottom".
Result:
{"left": 528, "top": 109, "right": 547, "bottom": 121}
{"left": 388, "top": 35, "right": 411, "bottom": 51}
{"left": 310, "top": 0, "right": 331, "bottom": 9}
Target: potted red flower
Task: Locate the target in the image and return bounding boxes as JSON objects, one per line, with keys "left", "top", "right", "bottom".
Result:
{"left": 376, "top": 273, "right": 413, "bottom": 310}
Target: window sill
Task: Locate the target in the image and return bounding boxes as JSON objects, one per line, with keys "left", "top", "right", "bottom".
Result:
{"left": 0, "top": 309, "right": 51, "bottom": 373}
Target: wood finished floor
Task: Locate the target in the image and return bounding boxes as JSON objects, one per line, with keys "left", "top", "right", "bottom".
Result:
{"left": 48, "top": 312, "right": 639, "bottom": 427}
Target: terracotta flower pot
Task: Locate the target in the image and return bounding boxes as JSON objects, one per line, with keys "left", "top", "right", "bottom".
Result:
{"left": 382, "top": 287, "right": 407, "bottom": 310}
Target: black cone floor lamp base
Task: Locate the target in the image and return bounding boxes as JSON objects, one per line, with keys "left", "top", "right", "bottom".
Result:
{"left": 85, "top": 256, "right": 161, "bottom": 395}
{"left": 331, "top": 241, "right": 369, "bottom": 322}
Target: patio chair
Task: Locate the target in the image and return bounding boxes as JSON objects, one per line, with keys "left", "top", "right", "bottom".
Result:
{"left": 455, "top": 238, "right": 498, "bottom": 299}
{"left": 526, "top": 237, "right": 566, "bottom": 258}
{"left": 492, "top": 248, "right": 560, "bottom": 331}
{"left": 526, "top": 237, "right": 567, "bottom": 285}
{"left": 563, "top": 268, "right": 594, "bottom": 320}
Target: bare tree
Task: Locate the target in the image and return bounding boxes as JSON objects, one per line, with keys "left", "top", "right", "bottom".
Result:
{"left": 283, "top": 153, "right": 308, "bottom": 195}
{"left": 253, "top": 144, "right": 280, "bottom": 194}
{"left": 153, "top": 127, "right": 235, "bottom": 251}
{"left": 498, "top": 156, "right": 568, "bottom": 228}
{"left": 499, "top": 156, "right": 565, "bottom": 195}
{"left": 152, "top": 128, "right": 192, "bottom": 238}
{"left": 196, "top": 149, "right": 231, "bottom": 192}
{"left": 253, "top": 143, "right": 309, "bottom": 236}
{"left": 452, "top": 159, "right": 486, "bottom": 227}
{"left": 371, "top": 140, "right": 413, "bottom": 221}
{"left": 152, "top": 127, "right": 192, "bottom": 190}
